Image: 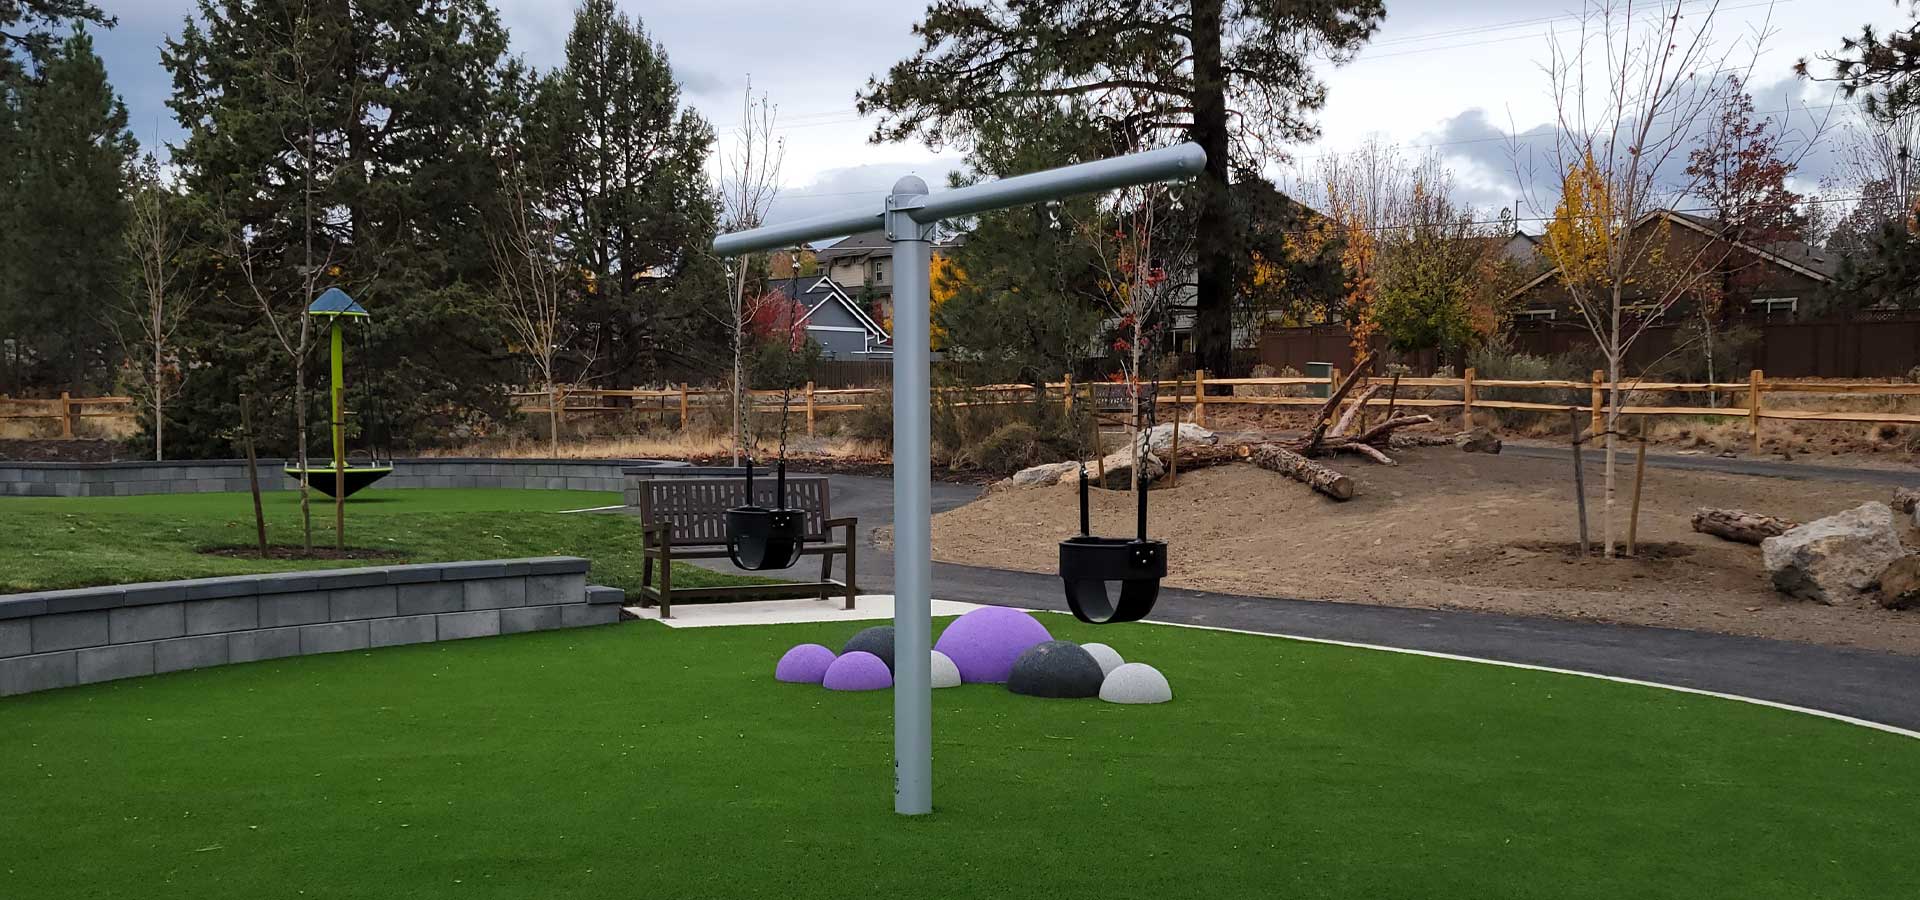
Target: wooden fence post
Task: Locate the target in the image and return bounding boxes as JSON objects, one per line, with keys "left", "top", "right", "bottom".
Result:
{"left": 1192, "top": 369, "right": 1207, "bottom": 427}
{"left": 1589, "top": 370, "right": 1605, "bottom": 439}
{"left": 1748, "top": 369, "right": 1764, "bottom": 455}
{"left": 805, "top": 381, "right": 816, "bottom": 437}
{"left": 678, "top": 382, "right": 690, "bottom": 432}
{"left": 1461, "top": 367, "right": 1476, "bottom": 425}
{"left": 1062, "top": 373, "right": 1074, "bottom": 415}
{"left": 59, "top": 391, "right": 73, "bottom": 439}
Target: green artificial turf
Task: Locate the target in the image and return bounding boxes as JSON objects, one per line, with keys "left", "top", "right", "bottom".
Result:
{"left": 1, "top": 616, "right": 1913, "bottom": 899}
{"left": 0, "top": 488, "right": 760, "bottom": 595}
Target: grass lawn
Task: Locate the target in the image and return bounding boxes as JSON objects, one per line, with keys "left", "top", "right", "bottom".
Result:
{"left": 0, "top": 488, "right": 758, "bottom": 595}
{"left": 0, "top": 615, "right": 1912, "bottom": 899}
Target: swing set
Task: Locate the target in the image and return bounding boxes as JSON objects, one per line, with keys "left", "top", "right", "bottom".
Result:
{"left": 714, "top": 142, "right": 1205, "bottom": 816}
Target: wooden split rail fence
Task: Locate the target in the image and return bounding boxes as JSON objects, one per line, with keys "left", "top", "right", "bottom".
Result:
{"left": 518, "top": 368, "right": 1920, "bottom": 453}
{"left": 0, "top": 393, "right": 136, "bottom": 438}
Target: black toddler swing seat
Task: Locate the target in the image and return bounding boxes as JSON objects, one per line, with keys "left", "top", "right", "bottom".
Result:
{"left": 726, "top": 459, "right": 806, "bottom": 571}
{"left": 1058, "top": 464, "right": 1166, "bottom": 624}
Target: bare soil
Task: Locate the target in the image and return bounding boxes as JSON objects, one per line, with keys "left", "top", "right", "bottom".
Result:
{"left": 0, "top": 438, "right": 120, "bottom": 462}
{"left": 930, "top": 447, "right": 1920, "bottom": 655}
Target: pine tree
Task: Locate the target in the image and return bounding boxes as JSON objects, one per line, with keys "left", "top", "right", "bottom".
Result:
{"left": 525, "top": 0, "right": 722, "bottom": 388}
{"left": 0, "top": 24, "right": 134, "bottom": 393}
{"left": 859, "top": 0, "right": 1384, "bottom": 378}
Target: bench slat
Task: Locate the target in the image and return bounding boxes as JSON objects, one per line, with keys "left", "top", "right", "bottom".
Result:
{"left": 636, "top": 475, "right": 833, "bottom": 543}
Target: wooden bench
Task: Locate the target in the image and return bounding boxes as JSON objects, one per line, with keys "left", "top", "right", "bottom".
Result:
{"left": 634, "top": 474, "right": 856, "bottom": 618}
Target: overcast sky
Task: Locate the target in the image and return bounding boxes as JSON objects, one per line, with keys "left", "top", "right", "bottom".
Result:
{"left": 94, "top": 0, "right": 1895, "bottom": 225}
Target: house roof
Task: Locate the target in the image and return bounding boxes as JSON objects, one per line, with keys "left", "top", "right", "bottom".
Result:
{"left": 1505, "top": 208, "right": 1834, "bottom": 300}
{"left": 769, "top": 275, "right": 891, "bottom": 344}
{"left": 815, "top": 229, "right": 891, "bottom": 261}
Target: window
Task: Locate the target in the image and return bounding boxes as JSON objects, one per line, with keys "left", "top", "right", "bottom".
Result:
{"left": 1751, "top": 297, "right": 1797, "bottom": 319}
{"left": 1514, "top": 308, "right": 1556, "bottom": 321}
{"left": 873, "top": 260, "right": 886, "bottom": 283}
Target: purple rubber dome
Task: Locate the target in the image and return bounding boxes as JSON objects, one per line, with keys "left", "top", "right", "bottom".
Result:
{"left": 934, "top": 607, "right": 1053, "bottom": 683}
{"left": 775, "top": 643, "right": 837, "bottom": 684}
{"left": 822, "top": 651, "right": 893, "bottom": 691}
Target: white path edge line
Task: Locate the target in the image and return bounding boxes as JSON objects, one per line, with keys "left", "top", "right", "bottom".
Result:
{"left": 1139, "top": 618, "right": 1920, "bottom": 741}
{"left": 557, "top": 504, "right": 626, "bottom": 514}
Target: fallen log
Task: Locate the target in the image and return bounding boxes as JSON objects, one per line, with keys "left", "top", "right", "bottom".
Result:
{"left": 1303, "top": 354, "right": 1375, "bottom": 451}
{"left": 1387, "top": 433, "right": 1456, "bottom": 449}
{"left": 1455, "top": 427, "right": 1502, "bottom": 454}
{"left": 1691, "top": 508, "right": 1797, "bottom": 545}
{"left": 1353, "top": 413, "right": 1434, "bottom": 445}
{"left": 1249, "top": 443, "right": 1354, "bottom": 501}
{"left": 1334, "top": 441, "right": 1397, "bottom": 466}
{"left": 1328, "top": 384, "right": 1381, "bottom": 438}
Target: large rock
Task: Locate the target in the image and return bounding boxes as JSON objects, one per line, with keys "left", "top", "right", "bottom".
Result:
{"left": 934, "top": 607, "right": 1053, "bottom": 683}
{"left": 1002, "top": 461, "right": 1077, "bottom": 490}
{"left": 1134, "top": 422, "right": 1218, "bottom": 455}
{"left": 1006, "top": 641, "right": 1105, "bottom": 699}
{"left": 1100, "top": 663, "right": 1172, "bottom": 704}
{"left": 842, "top": 625, "right": 895, "bottom": 672}
{"left": 1761, "top": 502, "right": 1907, "bottom": 605}
{"left": 1880, "top": 556, "right": 1920, "bottom": 610}
{"left": 1894, "top": 487, "right": 1919, "bottom": 526}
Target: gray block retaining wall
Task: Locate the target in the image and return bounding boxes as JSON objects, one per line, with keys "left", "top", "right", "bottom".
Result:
{"left": 0, "top": 557, "right": 628, "bottom": 697}
{"left": 0, "top": 457, "right": 685, "bottom": 498}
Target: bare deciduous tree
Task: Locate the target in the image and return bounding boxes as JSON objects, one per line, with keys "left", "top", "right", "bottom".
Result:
{"left": 111, "top": 160, "right": 191, "bottom": 461}
{"left": 488, "top": 173, "right": 587, "bottom": 458}
{"left": 712, "top": 78, "right": 785, "bottom": 465}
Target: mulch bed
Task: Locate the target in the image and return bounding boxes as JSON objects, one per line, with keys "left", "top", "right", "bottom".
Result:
{"left": 0, "top": 438, "right": 120, "bottom": 462}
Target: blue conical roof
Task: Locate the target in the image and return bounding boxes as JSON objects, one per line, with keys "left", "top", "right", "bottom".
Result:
{"left": 308, "top": 287, "right": 369, "bottom": 317}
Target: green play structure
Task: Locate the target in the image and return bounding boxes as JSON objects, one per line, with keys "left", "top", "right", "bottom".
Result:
{"left": 284, "top": 287, "right": 392, "bottom": 498}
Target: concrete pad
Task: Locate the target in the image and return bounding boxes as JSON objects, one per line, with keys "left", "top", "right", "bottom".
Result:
{"left": 623, "top": 595, "right": 997, "bottom": 629}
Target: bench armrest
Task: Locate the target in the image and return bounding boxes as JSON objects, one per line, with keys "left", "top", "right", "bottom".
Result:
{"left": 823, "top": 516, "right": 857, "bottom": 536}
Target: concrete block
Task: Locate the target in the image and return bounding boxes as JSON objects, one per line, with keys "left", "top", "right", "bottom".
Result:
{"left": 543, "top": 477, "right": 567, "bottom": 490}
{"left": 78, "top": 643, "right": 155, "bottom": 684}
{"left": 382, "top": 564, "right": 443, "bottom": 585}
{"left": 42, "top": 586, "right": 126, "bottom": 614}
{"left": 31, "top": 610, "right": 109, "bottom": 653}
{"left": 440, "top": 561, "right": 509, "bottom": 581}
{"left": 501, "top": 604, "right": 562, "bottom": 634}
{"left": 258, "top": 591, "right": 328, "bottom": 627}
{"left": 228, "top": 627, "right": 302, "bottom": 663}
{"left": 526, "top": 573, "right": 587, "bottom": 607}
{"left": 321, "top": 568, "right": 389, "bottom": 590}
{"left": 463, "top": 577, "right": 527, "bottom": 610}
{"left": 395, "top": 581, "right": 462, "bottom": 616}
{"left": 370, "top": 615, "right": 436, "bottom": 648}
{"left": 122, "top": 582, "right": 189, "bottom": 606}
{"left": 109, "top": 602, "right": 186, "bottom": 644}
{"left": 186, "top": 596, "right": 259, "bottom": 635}
{"left": 561, "top": 603, "right": 621, "bottom": 628}
{"left": 184, "top": 576, "right": 262, "bottom": 601}
{"left": 0, "top": 652, "right": 77, "bottom": 696}
{"left": 585, "top": 585, "right": 626, "bottom": 605}
{"left": 526, "top": 557, "right": 589, "bottom": 575}
{"left": 251, "top": 572, "right": 323, "bottom": 596}
{"left": 154, "top": 634, "right": 228, "bottom": 673}
{"left": 0, "top": 597, "right": 47, "bottom": 620}
{"left": 328, "top": 585, "right": 397, "bottom": 621}
{"left": 436, "top": 609, "right": 500, "bottom": 641}
{"left": 564, "top": 477, "right": 592, "bottom": 491}
{"left": 0, "top": 619, "right": 30, "bottom": 657}
{"left": 299, "top": 621, "right": 370, "bottom": 655}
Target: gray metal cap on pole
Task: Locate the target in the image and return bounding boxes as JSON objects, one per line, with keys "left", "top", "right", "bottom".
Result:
{"left": 708, "top": 141, "right": 1206, "bottom": 817}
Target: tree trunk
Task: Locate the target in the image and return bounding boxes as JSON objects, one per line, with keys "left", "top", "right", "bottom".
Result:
{"left": 1248, "top": 444, "right": 1354, "bottom": 501}
{"left": 1329, "top": 384, "right": 1380, "bottom": 437}
{"left": 548, "top": 380, "right": 559, "bottom": 458}
{"left": 1188, "top": 0, "right": 1233, "bottom": 379}
{"left": 295, "top": 356, "right": 313, "bottom": 553}
{"left": 1691, "top": 508, "right": 1796, "bottom": 545}
{"left": 153, "top": 313, "right": 164, "bottom": 462}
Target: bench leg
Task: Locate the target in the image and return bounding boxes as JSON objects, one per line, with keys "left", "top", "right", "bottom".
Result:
{"left": 657, "top": 531, "right": 673, "bottom": 620}
{"left": 818, "top": 547, "right": 835, "bottom": 603}
{"left": 640, "top": 547, "right": 655, "bottom": 608}
{"left": 843, "top": 531, "right": 857, "bottom": 610}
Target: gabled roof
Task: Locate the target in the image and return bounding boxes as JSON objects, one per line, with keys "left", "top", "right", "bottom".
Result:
{"left": 815, "top": 229, "right": 891, "bottom": 261}
{"left": 1505, "top": 208, "right": 1833, "bottom": 300}
{"left": 770, "top": 275, "right": 891, "bottom": 344}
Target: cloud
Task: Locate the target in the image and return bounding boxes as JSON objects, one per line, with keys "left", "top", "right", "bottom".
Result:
{"left": 745, "top": 159, "right": 965, "bottom": 235}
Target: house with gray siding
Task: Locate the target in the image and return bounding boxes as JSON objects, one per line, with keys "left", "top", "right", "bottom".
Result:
{"left": 770, "top": 275, "right": 895, "bottom": 359}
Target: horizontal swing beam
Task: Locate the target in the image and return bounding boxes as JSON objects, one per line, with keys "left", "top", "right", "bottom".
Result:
{"left": 712, "top": 143, "right": 1206, "bottom": 256}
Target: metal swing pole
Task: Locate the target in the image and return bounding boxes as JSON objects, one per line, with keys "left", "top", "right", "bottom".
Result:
{"left": 713, "top": 142, "right": 1205, "bottom": 817}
